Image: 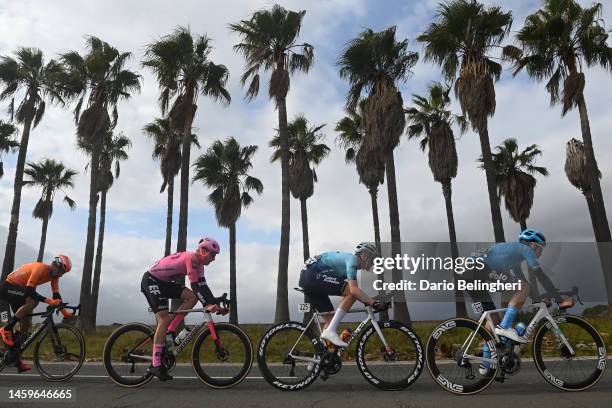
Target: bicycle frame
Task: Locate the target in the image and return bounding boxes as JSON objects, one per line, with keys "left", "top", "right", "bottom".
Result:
{"left": 127, "top": 308, "right": 217, "bottom": 362}
{"left": 17, "top": 313, "right": 55, "bottom": 354}
{"left": 461, "top": 302, "right": 575, "bottom": 366}
{"left": 287, "top": 306, "right": 391, "bottom": 365}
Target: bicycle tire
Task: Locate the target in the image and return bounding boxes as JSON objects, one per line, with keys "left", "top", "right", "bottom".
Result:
{"left": 191, "top": 323, "right": 253, "bottom": 388}
{"left": 426, "top": 318, "right": 499, "bottom": 395}
{"left": 257, "top": 321, "right": 324, "bottom": 391}
{"left": 533, "top": 315, "right": 607, "bottom": 391}
{"left": 103, "top": 323, "right": 155, "bottom": 387}
{"left": 33, "top": 323, "right": 86, "bottom": 382}
{"left": 356, "top": 320, "right": 424, "bottom": 390}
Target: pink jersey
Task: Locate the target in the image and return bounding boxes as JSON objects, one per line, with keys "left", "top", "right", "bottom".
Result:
{"left": 148, "top": 252, "right": 204, "bottom": 284}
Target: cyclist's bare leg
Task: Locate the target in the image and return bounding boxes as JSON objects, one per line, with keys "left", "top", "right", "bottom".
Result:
{"left": 13, "top": 297, "right": 38, "bottom": 337}
{"left": 167, "top": 288, "right": 197, "bottom": 333}
{"left": 508, "top": 283, "right": 530, "bottom": 309}
{"left": 321, "top": 286, "right": 352, "bottom": 330}
{"left": 153, "top": 311, "right": 171, "bottom": 345}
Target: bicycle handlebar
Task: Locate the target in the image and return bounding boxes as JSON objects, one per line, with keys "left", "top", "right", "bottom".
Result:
{"left": 534, "top": 286, "right": 582, "bottom": 306}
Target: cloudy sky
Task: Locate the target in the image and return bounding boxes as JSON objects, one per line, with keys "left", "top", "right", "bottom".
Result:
{"left": 0, "top": 0, "right": 611, "bottom": 324}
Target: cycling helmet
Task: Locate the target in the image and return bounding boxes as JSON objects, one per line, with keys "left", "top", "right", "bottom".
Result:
{"left": 354, "top": 242, "right": 379, "bottom": 259}
{"left": 518, "top": 229, "right": 546, "bottom": 247}
{"left": 52, "top": 254, "right": 72, "bottom": 273}
{"left": 198, "top": 237, "right": 220, "bottom": 254}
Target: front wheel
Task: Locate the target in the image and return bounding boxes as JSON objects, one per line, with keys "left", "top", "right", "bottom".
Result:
{"left": 533, "top": 315, "right": 607, "bottom": 391}
{"left": 103, "top": 323, "right": 155, "bottom": 387}
{"left": 426, "top": 318, "right": 499, "bottom": 395}
{"left": 34, "top": 323, "right": 86, "bottom": 382}
{"left": 191, "top": 323, "right": 253, "bottom": 388}
{"left": 356, "top": 320, "right": 424, "bottom": 390}
{"left": 257, "top": 321, "right": 324, "bottom": 391}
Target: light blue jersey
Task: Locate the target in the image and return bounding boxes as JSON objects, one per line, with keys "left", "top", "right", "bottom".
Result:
{"left": 481, "top": 242, "right": 540, "bottom": 280}
{"left": 318, "top": 252, "right": 359, "bottom": 280}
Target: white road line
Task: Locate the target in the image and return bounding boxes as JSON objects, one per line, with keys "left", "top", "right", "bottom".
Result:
{"left": 0, "top": 373, "right": 266, "bottom": 380}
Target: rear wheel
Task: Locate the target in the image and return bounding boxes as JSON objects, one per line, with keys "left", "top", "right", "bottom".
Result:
{"left": 34, "top": 323, "right": 86, "bottom": 381}
{"left": 257, "top": 321, "right": 324, "bottom": 391}
{"left": 426, "top": 318, "right": 498, "bottom": 395}
{"left": 356, "top": 320, "right": 424, "bottom": 390}
{"left": 191, "top": 323, "right": 253, "bottom": 388}
{"left": 103, "top": 323, "right": 155, "bottom": 387}
{"left": 533, "top": 315, "right": 607, "bottom": 391}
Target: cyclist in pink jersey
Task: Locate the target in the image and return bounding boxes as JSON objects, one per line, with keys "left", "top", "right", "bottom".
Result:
{"left": 140, "top": 237, "right": 227, "bottom": 381}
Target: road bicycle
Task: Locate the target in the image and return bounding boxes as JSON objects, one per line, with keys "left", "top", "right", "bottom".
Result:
{"left": 0, "top": 303, "right": 85, "bottom": 381}
{"left": 257, "top": 289, "right": 424, "bottom": 391}
{"left": 426, "top": 287, "right": 607, "bottom": 395}
{"left": 103, "top": 294, "right": 253, "bottom": 388}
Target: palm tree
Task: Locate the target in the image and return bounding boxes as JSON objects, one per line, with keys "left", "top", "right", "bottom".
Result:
{"left": 0, "top": 48, "right": 75, "bottom": 280}
{"left": 418, "top": 0, "right": 512, "bottom": 243}
{"left": 78, "top": 131, "right": 131, "bottom": 326}
{"left": 564, "top": 138, "right": 611, "bottom": 315}
{"left": 406, "top": 82, "right": 468, "bottom": 317}
{"left": 336, "top": 100, "right": 385, "bottom": 256}
{"left": 23, "top": 159, "right": 76, "bottom": 262}
{"left": 482, "top": 138, "right": 549, "bottom": 231}
{"left": 270, "top": 115, "right": 329, "bottom": 261}
{"left": 505, "top": 0, "right": 612, "bottom": 243}
{"left": 193, "top": 138, "right": 263, "bottom": 323}
{"left": 0, "top": 121, "right": 19, "bottom": 179}
{"left": 143, "top": 27, "right": 231, "bottom": 255}
{"left": 61, "top": 37, "right": 141, "bottom": 330}
{"left": 143, "top": 118, "right": 184, "bottom": 256}
{"left": 338, "top": 26, "right": 418, "bottom": 323}
{"left": 230, "top": 5, "right": 314, "bottom": 322}
{"left": 565, "top": 138, "right": 601, "bottom": 236}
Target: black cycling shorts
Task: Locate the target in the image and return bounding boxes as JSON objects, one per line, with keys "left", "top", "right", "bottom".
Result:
{"left": 140, "top": 272, "right": 185, "bottom": 313}
{"left": 461, "top": 266, "right": 495, "bottom": 312}
{"left": 298, "top": 261, "right": 347, "bottom": 313}
{"left": 0, "top": 282, "right": 27, "bottom": 313}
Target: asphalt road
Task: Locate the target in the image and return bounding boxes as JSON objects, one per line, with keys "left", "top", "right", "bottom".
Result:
{"left": 0, "top": 361, "right": 610, "bottom": 408}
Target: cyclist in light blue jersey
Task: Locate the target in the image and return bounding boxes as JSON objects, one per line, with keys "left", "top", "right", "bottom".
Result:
{"left": 299, "top": 242, "right": 388, "bottom": 348}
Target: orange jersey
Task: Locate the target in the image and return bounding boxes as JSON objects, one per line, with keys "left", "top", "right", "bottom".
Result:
{"left": 6, "top": 262, "right": 60, "bottom": 294}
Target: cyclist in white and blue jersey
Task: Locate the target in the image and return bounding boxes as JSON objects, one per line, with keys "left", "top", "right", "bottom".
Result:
{"left": 298, "top": 242, "right": 387, "bottom": 348}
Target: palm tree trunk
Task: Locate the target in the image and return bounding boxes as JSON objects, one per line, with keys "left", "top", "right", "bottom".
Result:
{"left": 520, "top": 220, "right": 527, "bottom": 231}
{"left": 177, "top": 117, "right": 193, "bottom": 253}
{"left": 369, "top": 186, "right": 389, "bottom": 322}
{"left": 274, "top": 96, "right": 291, "bottom": 323}
{"left": 165, "top": 177, "right": 174, "bottom": 256}
{"left": 300, "top": 198, "right": 313, "bottom": 325}
{"left": 478, "top": 126, "right": 505, "bottom": 242}
{"left": 300, "top": 198, "right": 310, "bottom": 260}
{"left": 584, "top": 193, "right": 602, "bottom": 241}
{"left": 576, "top": 96, "right": 611, "bottom": 241}
{"left": 442, "top": 180, "right": 466, "bottom": 318}
{"left": 78, "top": 141, "right": 101, "bottom": 332}
{"left": 229, "top": 222, "right": 237, "bottom": 324}
{"left": 36, "top": 215, "right": 50, "bottom": 262}
{"left": 1, "top": 110, "right": 34, "bottom": 280}
{"left": 90, "top": 190, "right": 107, "bottom": 329}
{"left": 385, "top": 153, "right": 410, "bottom": 324}
{"left": 173, "top": 102, "right": 195, "bottom": 325}
{"left": 576, "top": 94, "right": 612, "bottom": 312}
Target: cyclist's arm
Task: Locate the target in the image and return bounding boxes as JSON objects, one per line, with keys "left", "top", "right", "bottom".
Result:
{"left": 347, "top": 280, "right": 374, "bottom": 305}
{"left": 530, "top": 266, "right": 558, "bottom": 295}
{"left": 51, "top": 278, "right": 60, "bottom": 297}
{"left": 25, "top": 265, "right": 50, "bottom": 303}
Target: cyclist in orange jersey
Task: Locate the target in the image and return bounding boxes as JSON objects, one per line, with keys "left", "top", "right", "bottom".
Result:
{"left": 0, "top": 255, "right": 73, "bottom": 372}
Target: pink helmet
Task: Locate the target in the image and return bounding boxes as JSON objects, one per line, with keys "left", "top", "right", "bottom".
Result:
{"left": 198, "top": 237, "right": 220, "bottom": 254}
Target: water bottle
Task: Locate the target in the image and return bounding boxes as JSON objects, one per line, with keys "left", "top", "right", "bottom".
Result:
{"left": 341, "top": 328, "right": 352, "bottom": 343}
{"left": 515, "top": 322, "right": 526, "bottom": 337}
{"left": 175, "top": 327, "right": 191, "bottom": 345}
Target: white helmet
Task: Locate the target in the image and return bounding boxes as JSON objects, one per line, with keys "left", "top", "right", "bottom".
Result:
{"left": 354, "top": 242, "right": 378, "bottom": 260}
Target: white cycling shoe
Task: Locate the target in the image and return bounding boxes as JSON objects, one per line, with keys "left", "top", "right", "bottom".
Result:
{"left": 494, "top": 326, "right": 527, "bottom": 344}
{"left": 320, "top": 329, "right": 348, "bottom": 348}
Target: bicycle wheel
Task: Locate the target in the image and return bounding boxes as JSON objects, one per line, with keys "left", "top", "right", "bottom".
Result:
{"left": 191, "top": 323, "right": 253, "bottom": 388}
{"left": 356, "top": 320, "right": 424, "bottom": 390}
{"left": 103, "top": 323, "right": 155, "bottom": 387}
{"left": 257, "top": 321, "right": 324, "bottom": 391}
{"left": 533, "top": 315, "right": 607, "bottom": 391}
{"left": 426, "top": 318, "right": 499, "bottom": 395}
{"left": 34, "top": 323, "right": 86, "bottom": 381}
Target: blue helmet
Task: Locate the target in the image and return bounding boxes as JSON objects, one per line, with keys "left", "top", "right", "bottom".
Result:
{"left": 518, "top": 229, "right": 546, "bottom": 247}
